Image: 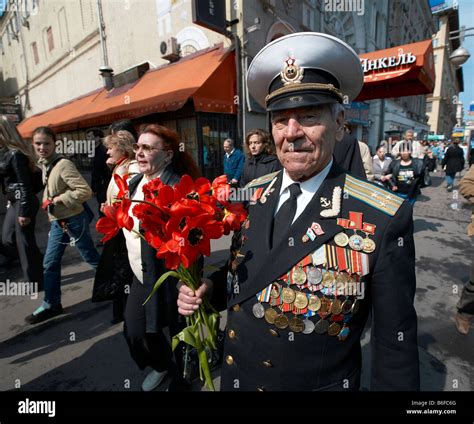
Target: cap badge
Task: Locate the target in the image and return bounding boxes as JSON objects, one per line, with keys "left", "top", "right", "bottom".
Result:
{"left": 281, "top": 57, "right": 304, "bottom": 86}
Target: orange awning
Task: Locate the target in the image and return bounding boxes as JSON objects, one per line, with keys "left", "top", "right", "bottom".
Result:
{"left": 355, "top": 39, "right": 435, "bottom": 101}
{"left": 18, "top": 46, "right": 236, "bottom": 138}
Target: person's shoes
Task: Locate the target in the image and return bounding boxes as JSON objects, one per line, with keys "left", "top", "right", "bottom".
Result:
{"left": 141, "top": 369, "right": 168, "bottom": 392}
{"left": 455, "top": 313, "right": 472, "bottom": 335}
{"left": 447, "top": 185, "right": 453, "bottom": 192}
{"left": 25, "top": 302, "right": 63, "bottom": 325}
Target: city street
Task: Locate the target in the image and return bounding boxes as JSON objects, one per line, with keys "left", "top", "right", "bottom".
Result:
{"left": 0, "top": 170, "right": 473, "bottom": 392}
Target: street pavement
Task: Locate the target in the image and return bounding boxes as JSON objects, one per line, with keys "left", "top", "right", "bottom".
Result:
{"left": 0, "top": 169, "right": 473, "bottom": 393}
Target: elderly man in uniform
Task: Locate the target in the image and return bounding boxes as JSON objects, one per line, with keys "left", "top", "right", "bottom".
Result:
{"left": 177, "top": 32, "right": 419, "bottom": 391}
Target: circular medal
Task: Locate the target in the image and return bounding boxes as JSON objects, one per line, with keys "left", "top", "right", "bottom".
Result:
{"left": 322, "top": 271, "right": 335, "bottom": 288}
{"left": 351, "top": 300, "right": 360, "bottom": 315}
{"left": 338, "top": 326, "right": 351, "bottom": 341}
{"left": 264, "top": 307, "right": 278, "bottom": 324}
{"left": 348, "top": 234, "right": 364, "bottom": 251}
{"left": 270, "top": 282, "right": 281, "bottom": 299}
{"left": 362, "top": 237, "right": 376, "bottom": 253}
{"left": 328, "top": 322, "right": 341, "bottom": 336}
{"left": 308, "top": 294, "right": 321, "bottom": 312}
{"left": 330, "top": 299, "right": 343, "bottom": 315}
{"left": 336, "top": 272, "right": 349, "bottom": 285}
{"left": 306, "top": 266, "right": 323, "bottom": 286}
{"left": 293, "top": 267, "right": 307, "bottom": 286}
{"left": 274, "top": 313, "right": 289, "bottom": 329}
{"left": 314, "top": 319, "right": 329, "bottom": 334}
{"left": 282, "top": 287, "right": 296, "bottom": 304}
{"left": 252, "top": 303, "right": 265, "bottom": 319}
{"left": 288, "top": 317, "right": 305, "bottom": 333}
{"left": 302, "top": 319, "right": 315, "bottom": 334}
{"left": 334, "top": 232, "right": 349, "bottom": 247}
{"left": 319, "top": 297, "right": 332, "bottom": 318}
{"left": 294, "top": 292, "right": 308, "bottom": 309}
{"left": 341, "top": 299, "right": 353, "bottom": 314}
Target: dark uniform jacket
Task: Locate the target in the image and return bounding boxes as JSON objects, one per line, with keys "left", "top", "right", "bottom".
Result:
{"left": 210, "top": 161, "right": 419, "bottom": 391}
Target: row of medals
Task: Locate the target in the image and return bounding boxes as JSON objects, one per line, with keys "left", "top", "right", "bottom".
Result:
{"left": 335, "top": 230, "right": 376, "bottom": 253}
{"left": 252, "top": 265, "right": 359, "bottom": 339}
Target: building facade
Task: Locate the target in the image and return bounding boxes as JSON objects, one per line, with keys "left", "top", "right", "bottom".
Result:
{"left": 426, "top": 5, "right": 464, "bottom": 140}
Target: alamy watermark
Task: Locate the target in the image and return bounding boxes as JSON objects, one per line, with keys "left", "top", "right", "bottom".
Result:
{"left": 18, "top": 398, "right": 55, "bottom": 418}
{"left": 55, "top": 138, "right": 95, "bottom": 157}
{"left": 324, "top": 0, "right": 365, "bottom": 16}
{"left": 0, "top": 279, "right": 38, "bottom": 299}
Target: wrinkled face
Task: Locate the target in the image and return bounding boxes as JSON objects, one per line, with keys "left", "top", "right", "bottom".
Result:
{"left": 223, "top": 141, "right": 233, "bottom": 154}
{"left": 404, "top": 131, "right": 414, "bottom": 141}
{"left": 107, "top": 143, "right": 124, "bottom": 163}
{"left": 135, "top": 132, "right": 172, "bottom": 176}
{"left": 248, "top": 134, "right": 264, "bottom": 156}
{"left": 33, "top": 133, "right": 56, "bottom": 159}
{"left": 271, "top": 105, "right": 344, "bottom": 181}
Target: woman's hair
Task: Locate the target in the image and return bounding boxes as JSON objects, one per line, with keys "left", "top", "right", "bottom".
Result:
{"left": 140, "top": 124, "right": 201, "bottom": 179}
{"left": 103, "top": 130, "right": 135, "bottom": 160}
{"left": 33, "top": 126, "right": 57, "bottom": 142}
{"left": 244, "top": 128, "right": 275, "bottom": 158}
{"left": 110, "top": 119, "right": 138, "bottom": 141}
{"left": 0, "top": 115, "right": 38, "bottom": 171}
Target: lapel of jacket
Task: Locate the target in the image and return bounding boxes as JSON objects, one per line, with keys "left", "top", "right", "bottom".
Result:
{"left": 128, "top": 173, "right": 144, "bottom": 197}
{"left": 229, "top": 161, "right": 347, "bottom": 306}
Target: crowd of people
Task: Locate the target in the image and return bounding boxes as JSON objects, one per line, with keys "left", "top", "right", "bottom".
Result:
{"left": 0, "top": 30, "right": 473, "bottom": 393}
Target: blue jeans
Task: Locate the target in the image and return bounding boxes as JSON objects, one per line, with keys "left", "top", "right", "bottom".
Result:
{"left": 43, "top": 210, "right": 100, "bottom": 306}
{"left": 397, "top": 193, "right": 417, "bottom": 206}
{"left": 445, "top": 174, "right": 455, "bottom": 187}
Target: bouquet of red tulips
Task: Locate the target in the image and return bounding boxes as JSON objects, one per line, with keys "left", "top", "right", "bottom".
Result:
{"left": 96, "top": 173, "right": 247, "bottom": 390}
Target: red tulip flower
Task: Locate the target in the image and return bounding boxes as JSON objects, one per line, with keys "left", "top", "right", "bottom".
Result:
{"left": 96, "top": 199, "right": 134, "bottom": 242}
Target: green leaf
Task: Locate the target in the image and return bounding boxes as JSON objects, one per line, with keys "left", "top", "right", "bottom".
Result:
{"left": 143, "top": 270, "right": 180, "bottom": 305}
{"left": 171, "top": 325, "right": 197, "bottom": 351}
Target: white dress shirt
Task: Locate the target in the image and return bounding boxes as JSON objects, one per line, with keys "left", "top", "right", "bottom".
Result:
{"left": 275, "top": 159, "right": 333, "bottom": 224}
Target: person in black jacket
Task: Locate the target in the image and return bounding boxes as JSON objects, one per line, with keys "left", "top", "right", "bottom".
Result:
{"left": 442, "top": 139, "right": 465, "bottom": 192}
{"left": 240, "top": 129, "right": 281, "bottom": 187}
{"left": 0, "top": 116, "right": 43, "bottom": 286}
{"left": 87, "top": 128, "right": 111, "bottom": 217}
{"left": 387, "top": 143, "right": 425, "bottom": 205}
{"left": 177, "top": 32, "right": 419, "bottom": 392}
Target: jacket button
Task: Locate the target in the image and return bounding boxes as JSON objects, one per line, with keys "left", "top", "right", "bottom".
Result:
{"left": 256, "top": 387, "right": 265, "bottom": 392}
{"left": 262, "top": 360, "right": 273, "bottom": 368}
{"left": 228, "top": 329, "right": 236, "bottom": 339}
{"left": 225, "top": 355, "right": 234, "bottom": 365}
{"left": 269, "top": 329, "right": 279, "bottom": 337}
{"left": 232, "top": 304, "right": 241, "bottom": 312}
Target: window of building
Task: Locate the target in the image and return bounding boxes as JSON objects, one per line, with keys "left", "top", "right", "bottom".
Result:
{"left": 47, "top": 26, "right": 54, "bottom": 51}
{"left": 302, "top": 3, "right": 315, "bottom": 30}
{"left": 432, "top": 38, "right": 438, "bottom": 48}
{"left": 32, "top": 41, "right": 39, "bottom": 64}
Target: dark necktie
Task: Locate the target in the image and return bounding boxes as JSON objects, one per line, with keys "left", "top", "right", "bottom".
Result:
{"left": 272, "top": 183, "right": 302, "bottom": 248}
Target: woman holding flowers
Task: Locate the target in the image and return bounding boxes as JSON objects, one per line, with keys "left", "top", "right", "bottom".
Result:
{"left": 117, "top": 124, "right": 199, "bottom": 391}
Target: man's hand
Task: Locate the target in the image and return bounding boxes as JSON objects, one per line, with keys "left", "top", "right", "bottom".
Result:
{"left": 177, "top": 278, "right": 213, "bottom": 316}
{"left": 392, "top": 186, "right": 398, "bottom": 191}
{"left": 18, "top": 216, "right": 31, "bottom": 226}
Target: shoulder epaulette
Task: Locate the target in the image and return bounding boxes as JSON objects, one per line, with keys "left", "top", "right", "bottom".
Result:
{"left": 244, "top": 170, "right": 281, "bottom": 189}
{"left": 344, "top": 174, "right": 403, "bottom": 216}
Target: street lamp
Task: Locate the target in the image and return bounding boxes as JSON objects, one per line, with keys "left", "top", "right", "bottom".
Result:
{"left": 449, "top": 26, "right": 474, "bottom": 66}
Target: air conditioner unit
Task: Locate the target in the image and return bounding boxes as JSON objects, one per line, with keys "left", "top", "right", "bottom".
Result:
{"left": 160, "top": 37, "right": 180, "bottom": 62}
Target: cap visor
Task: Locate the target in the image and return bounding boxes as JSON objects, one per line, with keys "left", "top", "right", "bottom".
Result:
{"left": 267, "top": 92, "right": 339, "bottom": 111}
